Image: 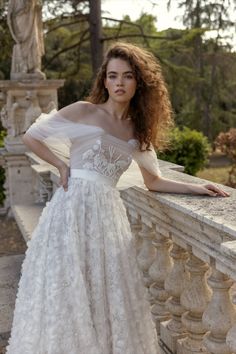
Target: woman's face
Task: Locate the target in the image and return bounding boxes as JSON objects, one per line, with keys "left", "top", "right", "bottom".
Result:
{"left": 104, "top": 58, "right": 137, "bottom": 103}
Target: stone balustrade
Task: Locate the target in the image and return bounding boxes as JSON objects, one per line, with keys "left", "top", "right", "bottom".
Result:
{"left": 9, "top": 152, "right": 236, "bottom": 354}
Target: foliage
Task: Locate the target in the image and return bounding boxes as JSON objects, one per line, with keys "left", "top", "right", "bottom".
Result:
{"left": 58, "top": 78, "right": 92, "bottom": 108}
{"left": 157, "top": 127, "right": 211, "bottom": 175}
{"left": 165, "top": 0, "right": 236, "bottom": 140}
{"left": 215, "top": 128, "right": 236, "bottom": 187}
{"left": 0, "top": 165, "right": 5, "bottom": 206}
{"left": 0, "top": 0, "right": 13, "bottom": 79}
{"left": 0, "top": 130, "right": 6, "bottom": 205}
{"left": 0, "top": 130, "right": 6, "bottom": 147}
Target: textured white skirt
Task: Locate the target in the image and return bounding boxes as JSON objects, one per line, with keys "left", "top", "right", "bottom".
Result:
{"left": 6, "top": 171, "right": 159, "bottom": 354}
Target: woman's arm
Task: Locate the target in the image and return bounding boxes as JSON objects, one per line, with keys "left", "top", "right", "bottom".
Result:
{"left": 21, "top": 102, "right": 90, "bottom": 191}
{"left": 139, "top": 166, "right": 229, "bottom": 197}
{"left": 22, "top": 134, "right": 69, "bottom": 191}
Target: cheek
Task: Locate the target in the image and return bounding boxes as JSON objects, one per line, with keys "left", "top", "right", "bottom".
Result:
{"left": 104, "top": 79, "right": 113, "bottom": 90}
{"left": 129, "top": 81, "right": 137, "bottom": 93}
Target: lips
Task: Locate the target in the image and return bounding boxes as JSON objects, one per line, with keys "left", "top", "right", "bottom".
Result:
{"left": 115, "top": 89, "right": 126, "bottom": 94}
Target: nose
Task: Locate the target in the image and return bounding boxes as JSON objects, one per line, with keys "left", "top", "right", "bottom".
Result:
{"left": 116, "top": 75, "right": 124, "bottom": 86}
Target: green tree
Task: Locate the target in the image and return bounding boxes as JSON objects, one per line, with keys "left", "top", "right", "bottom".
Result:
{"left": 167, "top": 0, "right": 236, "bottom": 139}
{"left": 0, "top": 0, "right": 13, "bottom": 79}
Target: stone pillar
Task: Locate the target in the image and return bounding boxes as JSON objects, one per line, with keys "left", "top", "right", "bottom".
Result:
{"left": 148, "top": 229, "right": 173, "bottom": 334}
{"left": 177, "top": 252, "right": 212, "bottom": 354}
{"left": 0, "top": 80, "right": 64, "bottom": 210}
{"left": 126, "top": 209, "right": 142, "bottom": 253}
{"left": 226, "top": 322, "right": 236, "bottom": 352}
{"left": 160, "top": 243, "right": 189, "bottom": 353}
{"left": 202, "top": 266, "right": 236, "bottom": 354}
{"left": 136, "top": 222, "right": 156, "bottom": 289}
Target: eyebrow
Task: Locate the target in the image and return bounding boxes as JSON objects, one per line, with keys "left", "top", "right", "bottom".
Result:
{"left": 107, "top": 71, "right": 133, "bottom": 75}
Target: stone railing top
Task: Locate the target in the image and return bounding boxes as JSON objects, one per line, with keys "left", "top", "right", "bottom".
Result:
{"left": 142, "top": 168, "right": 236, "bottom": 238}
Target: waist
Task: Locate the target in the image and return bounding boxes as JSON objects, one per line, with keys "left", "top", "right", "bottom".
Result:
{"left": 70, "top": 168, "right": 117, "bottom": 187}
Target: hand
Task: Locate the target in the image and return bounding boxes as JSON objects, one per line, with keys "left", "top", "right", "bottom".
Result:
{"left": 190, "top": 183, "right": 230, "bottom": 197}
{"left": 57, "top": 162, "right": 70, "bottom": 192}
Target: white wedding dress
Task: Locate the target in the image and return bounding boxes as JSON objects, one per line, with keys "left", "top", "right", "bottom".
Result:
{"left": 6, "top": 109, "right": 161, "bottom": 354}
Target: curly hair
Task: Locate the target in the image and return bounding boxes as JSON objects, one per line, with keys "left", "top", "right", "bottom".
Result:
{"left": 86, "top": 42, "right": 173, "bottom": 151}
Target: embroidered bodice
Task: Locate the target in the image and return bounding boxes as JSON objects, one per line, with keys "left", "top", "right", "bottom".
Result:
{"left": 25, "top": 110, "right": 161, "bottom": 186}
{"left": 71, "top": 134, "right": 134, "bottom": 184}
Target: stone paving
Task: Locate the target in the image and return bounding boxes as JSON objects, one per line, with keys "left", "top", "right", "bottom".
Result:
{"left": 0, "top": 216, "right": 26, "bottom": 352}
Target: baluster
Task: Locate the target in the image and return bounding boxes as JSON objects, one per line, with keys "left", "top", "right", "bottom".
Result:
{"left": 148, "top": 229, "right": 173, "bottom": 333}
{"left": 136, "top": 223, "right": 156, "bottom": 289}
{"left": 177, "top": 252, "right": 212, "bottom": 354}
{"left": 127, "top": 210, "right": 142, "bottom": 253}
{"left": 226, "top": 320, "right": 236, "bottom": 352}
{"left": 202, "top": 266, "right": 236, "bottom": 354}
{"left": 160, "top": 243, "right": 189, "bottom": 353}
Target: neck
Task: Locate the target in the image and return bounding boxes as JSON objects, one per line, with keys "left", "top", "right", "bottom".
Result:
{"left": 102, "top": 99, "right": 130, "bottom": 121}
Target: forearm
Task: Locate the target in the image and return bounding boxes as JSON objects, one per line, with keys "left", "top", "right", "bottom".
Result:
{"left": 147, "top": 176, "right": 200, "bottom": 194}
{"left": 22, "top": 133, "right": 66, "bottom": 169}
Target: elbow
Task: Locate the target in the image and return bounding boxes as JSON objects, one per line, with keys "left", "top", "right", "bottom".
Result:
{"left": 22, "top": 133, "right": 29, "bottom": 146}
{"left": 144, "top": 175, "right": 162, "bottom": 191}
{"left": 22, "top": 133, "right": 27, "bottom": 143}
{"left": 22, "top": 133, "right": 35, "bottom": 147}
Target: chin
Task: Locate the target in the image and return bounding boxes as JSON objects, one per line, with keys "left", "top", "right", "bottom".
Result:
{"left": 112, "top": 96, "right": 131, "bottom": 104}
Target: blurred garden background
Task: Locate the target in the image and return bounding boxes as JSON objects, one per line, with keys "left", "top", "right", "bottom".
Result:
{"left": 1, "top": 0, "right": 236, "bottom": 207}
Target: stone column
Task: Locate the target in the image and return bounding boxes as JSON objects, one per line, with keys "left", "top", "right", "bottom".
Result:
{"left": 136, "top": 222, "right": 156, "bottom": 289}
{"left": 226, "top": 322, "right": 236, "bottom": 352}
{"left": 160, "top": 243, "right": 189, "bottom": 353}
{"left": 177, "top": 252, "right": 212, "bottom": 354}
{"left": 202, "top": 266, "right": 236, "bottom": 354}
{"left": 148, "top": 228, "right": 173, "bottom": 334}
{"left": 126, "top": 209, "right": 142, "bottom": 253}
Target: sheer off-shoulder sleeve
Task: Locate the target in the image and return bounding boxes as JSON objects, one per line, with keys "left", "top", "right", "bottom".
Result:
{"left": 25, "top": 109, "right": 103, "bottom": 162}
{"left": 117, "top": 140, "right": 161, "bottom": 190}
{"left": 130, "top": 140, "right": 162, "bottom": 177}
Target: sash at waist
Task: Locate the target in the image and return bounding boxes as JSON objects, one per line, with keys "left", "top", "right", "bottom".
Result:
{"left": 70, "top": 168, "right": 116, "bottom": 187}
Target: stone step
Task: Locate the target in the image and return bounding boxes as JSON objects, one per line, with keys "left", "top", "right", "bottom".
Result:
{"left": 0, "top": 255, "right": 25, "bottom": 347}
{"left": 11, "top": 203, "right": 44, "bottom": 242}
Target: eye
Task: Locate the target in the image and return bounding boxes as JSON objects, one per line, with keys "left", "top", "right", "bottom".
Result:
{"left": 108, "top": 75, "right": 116, "bottom": 79}
{"left": 124, "top": 74, "right": 134, "bottom": 79}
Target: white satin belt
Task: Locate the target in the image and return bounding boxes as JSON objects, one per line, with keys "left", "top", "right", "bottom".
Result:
{"left": 70, "top": 168, "right": 116, "bottom": 187}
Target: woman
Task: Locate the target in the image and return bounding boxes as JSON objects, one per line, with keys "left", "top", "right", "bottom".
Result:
{"left": 6, "top": 42, "right": 228, "bottom": 354}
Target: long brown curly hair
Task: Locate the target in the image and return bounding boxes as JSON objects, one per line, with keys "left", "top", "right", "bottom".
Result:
{"left": 87, "top": 42, "right": 173, "bottom": 151}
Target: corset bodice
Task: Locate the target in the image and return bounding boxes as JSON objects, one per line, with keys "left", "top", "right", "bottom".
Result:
{"left": 70, "top": 134, "right": 137, "bottom": 185}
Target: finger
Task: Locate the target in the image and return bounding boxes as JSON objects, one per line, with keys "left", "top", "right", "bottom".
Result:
{"left": 62, "top": 179, "right": 68, "bottom": 191}
{"left": 219, "top": 189, "right": 230, "bottom": 197}
{"left": 206, "top": 185, "right": 229, "bottom": 197}
{"left": 204, "top": 188, "right": 218, "bottom": 197}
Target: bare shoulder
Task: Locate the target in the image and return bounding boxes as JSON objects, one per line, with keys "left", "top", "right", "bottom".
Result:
{"left": 58, "top": 101, "right": 97, "bottom": 122}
